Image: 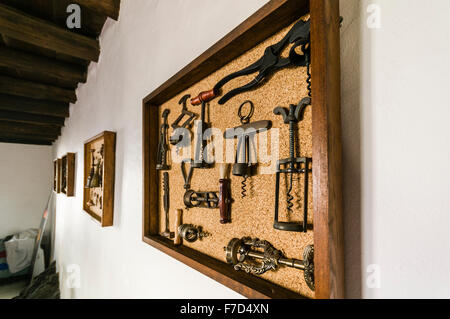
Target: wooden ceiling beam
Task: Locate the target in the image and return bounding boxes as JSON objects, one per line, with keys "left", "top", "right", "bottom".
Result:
{"left": 0, "top": 3, "right": 100, "bottom": 62}
{"left": 0, "top": 75, "right": 76, "bottom": 103}
{"left": 0, "top": 94, "right": 69, "bottom": 118}
{"left": 0, "top": 137, "right": 52, "bottom": 145}
{"left": 0, "top": 46, "right": 87, "bottom": 87}
{"left": 0, "top": 131, "right": 55, "bottom": 142}
{"left": 0, "top": 120, "right": 60, "bottom": 137}
{"left": 74, "top": 0, "right": 121, "bottom": 21}
{"left": 1, "top": 35, "right": 90, "bottom": 67}
{"left": 0, "top": 110, "right": 65, "bottom": 126}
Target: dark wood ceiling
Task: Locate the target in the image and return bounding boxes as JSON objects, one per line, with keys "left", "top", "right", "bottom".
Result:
{"left": 0, "top": 0, "right": 120, "bottom": 145}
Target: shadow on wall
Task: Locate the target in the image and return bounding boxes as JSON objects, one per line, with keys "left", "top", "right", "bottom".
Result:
{"left": 340, "top": 0, "right": 362, "bottom": 298}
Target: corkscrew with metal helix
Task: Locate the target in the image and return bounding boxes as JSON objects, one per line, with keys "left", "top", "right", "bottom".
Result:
{"left": 273, "top": 97, "right": 312, "bottom": 232}
{"left": 225, "top": 100, "right": 272, "bottom": 199}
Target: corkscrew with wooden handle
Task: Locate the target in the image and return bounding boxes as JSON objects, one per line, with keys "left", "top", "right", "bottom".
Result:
{"left": 218, "top": 164, "right": 232, "bottom": 224}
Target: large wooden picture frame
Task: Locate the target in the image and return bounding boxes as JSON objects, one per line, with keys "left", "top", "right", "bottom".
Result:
{"left": 142, "top": 0, "right": 343, "bottom": 298}
{"left": 83, "top": 131, "right": 116, "bottom": 227}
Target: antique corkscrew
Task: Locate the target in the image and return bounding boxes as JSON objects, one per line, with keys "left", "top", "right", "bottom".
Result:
{"left": 89, "top": 144, "right": 103, "bottom": 188}
{"left": 98, "top": 144, "right": 104, "bottom": 188}
{"left": 225, "top": 237, "right": 314, "bottom": 291}
{"left": 61, "top": 159, "right": 67, "bottom": 191}
{"left": 224, "top": 101, "right": 271, "bottom": 198}
{"left": 85, "top": 148, "right": 102, "bottom": 188}
{"left": 90, "top": 161, "right": 101, "bottom": 188}
{"left": 273, "top": 97, "right": 312, "bottom": 232}
{"left": 218, "top": 163, "right": 232, "bottom": 224}
{"left": 190, "top": 91, "right": 213, "bottom": 169}
{"left": 160, "top": 172, "right": 174, "bottom": 239}
{"left": 181, "top": 160, "right": 219, "bottom": 210}
{"left": 156, "top": 109, "right": 170, "bottom": 170}
{"left": 178, "top": 224, "right": 210, "bottom": 243}
{"left": 85, "top": 149, "right": 95, "bottom": 188}
{"left": 184, "top": 190, "right": 219, "bottom": 209}
{"left": 190, "top": 19, "right": 310, "bottom": 105}
{"left": 170, "top": 94, "right": 197, "bottom": 147}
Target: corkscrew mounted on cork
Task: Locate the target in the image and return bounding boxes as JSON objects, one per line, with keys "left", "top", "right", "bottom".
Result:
{"left": 85, "top": 149, "right": 96, "bottom": 188}
{"left": 156, "top": 109, "right": 170, "bottom": 171}
{"left": 180, "top": 160, "right": 232, "bottom": 224}
{"left": 181, "top": 160, "right": 219, "bottom": 210}
{"left": 61, "top": 158, "right": 67, "bottom": 191}
{"left": 170, "top": 94, "right": 197, "bottom": 148}
{"left": 189, "top": 19, "right": 310, "bottom": 106}
{"left": 224, "top": 101, "right": 271, "bottom": 199}
{"left": 218, "top": 163, "right": 232, "bottom": 224}
{"left": 190, "top": 91, "right": 214, "bottom": 169}
{"left": 178, "top": 224, "right": 210, "bottom": 243}
{"left": 85, "top": 144, "right": 103, "bottom": 189}
{"left": 160, "top": 172, "right": 174, "bottom": 239}
{"left": 273, "top": 97, "right": 312, "bottom": 232}
{"left": 225, "top": 237, "right": 315, "bottom": 291}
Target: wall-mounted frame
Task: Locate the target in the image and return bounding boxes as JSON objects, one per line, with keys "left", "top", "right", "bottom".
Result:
{"left": 142, "top": 0, "right": 343, "bottom": 298}
{"left": 61, "top": 153, "right": 75, "bottom": 197}
{"left": 53, "top": 158, "right": 61, "bottom": 193}
{"left": 83, "top": 131, "right": 116, "bottom": 227}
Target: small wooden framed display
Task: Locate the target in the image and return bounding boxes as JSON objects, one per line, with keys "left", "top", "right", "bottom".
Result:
{"left": 61, "top": 153, "right": 75, "bottom": 196}
{"left": 83, "top": 131, "right": 116, "bottom": 227}
{"left": 53, "top": 158, "right": 61, "bottom": 193}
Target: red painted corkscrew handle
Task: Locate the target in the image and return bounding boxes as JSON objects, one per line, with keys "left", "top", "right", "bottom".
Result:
{"left": 190, "top": 89, "right": 217, "bottom": 105}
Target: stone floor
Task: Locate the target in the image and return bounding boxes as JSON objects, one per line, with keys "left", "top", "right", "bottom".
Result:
{"left": 0, "top": 280, "right": 27, "bottom": 299}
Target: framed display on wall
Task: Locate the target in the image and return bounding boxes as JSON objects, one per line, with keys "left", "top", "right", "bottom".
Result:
{"left": 83, "top": 131, "right": 116, "bottom": 227}
{"left": 142, "top": 0, "right": 343, "bottom": 299}
{"left": 61, "top": 153, "right": 75, "bottom": 197}
{"left": 53, "top": 158, "right": 61, "bottom": 193}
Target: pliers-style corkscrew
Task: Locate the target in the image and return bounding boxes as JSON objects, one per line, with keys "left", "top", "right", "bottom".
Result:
{"left": 214, "top": 19, "right": 310, "bottom": 104}
{"left": 190, "top": 19, "right": 310, "bottom": 106}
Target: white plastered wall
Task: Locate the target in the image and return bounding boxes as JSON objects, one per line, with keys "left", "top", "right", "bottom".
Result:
{"left": 52, "top": 0, "right": 267, "bottom": 299}
{"left": 341, "top": 0, "right": 450, "bottom": 298}
{"left": 0, "top": 143, "right": 52, "bottom": 239}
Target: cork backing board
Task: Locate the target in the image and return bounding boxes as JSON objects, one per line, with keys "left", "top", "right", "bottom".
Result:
{"left": 85, "top": 138, "right": 104, "bottom": 218}
{"left": 61, "top": 155, "right": 67, "bottom": 194}
{"left": 156, "top": 17, "right": 314, "bottom": 298}
{"left": 60, "top": 153, "right": 75, "bottom": 196}
{"left": 83, "top": 131, "right": 116, "bottom": 227}
{"left": 65, "top": 153, "right": 75, "bottom": 197}
{"left": 53, "top": 159, "right": 58, "bottom": 192}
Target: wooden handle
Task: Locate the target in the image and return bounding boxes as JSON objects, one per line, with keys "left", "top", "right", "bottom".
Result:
{"left": 191, "top": 89, "right": 217, "bottom": 105}
{"left": 219, "top": 179, "right": 231, "bottom": 224}
{"left": 173, "top": 209, "right": 183, "bottom": 245}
